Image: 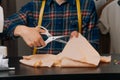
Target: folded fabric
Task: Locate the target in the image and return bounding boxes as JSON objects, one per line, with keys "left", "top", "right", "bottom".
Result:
{"left": 20, "top": 54, "right": 111, "bottom": 67}
{"left": 20, "top": 54, "right": 57, "bottom": 67}
{"left": 59, "top": 33, "right": 100, "bottom": 66}
{"left": 20, "top": 33, "right": 111, "bottom": 67}
{"left": 0, "top": 52, "right": 9, "bottom": 70}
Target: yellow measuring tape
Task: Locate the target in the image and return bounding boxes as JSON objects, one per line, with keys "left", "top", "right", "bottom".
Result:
{"left": 76, "top": 0, "right": 82, "bottom": 33}
{"left": 33, "top": 0, "right": 82, "bottom": 55}
{"left": 33, "top": 0, "right": 46, "bottom": 55}
{"left": 38, "top": 0, "right": 46, "bottom": 26}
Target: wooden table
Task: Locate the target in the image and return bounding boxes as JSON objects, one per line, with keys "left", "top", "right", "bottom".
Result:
{"left": 0, "top": 53, "right": 120, "bottom": 80}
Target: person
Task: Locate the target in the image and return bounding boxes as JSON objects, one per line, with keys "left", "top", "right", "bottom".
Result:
{"left": 1, "top": 0, "right": 100, "bottom": 54}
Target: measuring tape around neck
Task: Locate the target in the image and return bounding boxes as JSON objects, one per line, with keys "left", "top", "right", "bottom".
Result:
{"left": 33, "top": 0, "right": 46, "bottom": 55}
{"left": 76, "top": 0, "right": 82, "bottom": 33}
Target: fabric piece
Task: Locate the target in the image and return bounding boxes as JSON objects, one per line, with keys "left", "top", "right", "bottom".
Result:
{"left": 21, "top": 54, "right": 59, "bottom": 67}
{"left": 94, "top": 0, "right": 107, "bottom": 10}
{"left": 100, "top": 56, "right": 111, "bottom": 63}
{"left": 60, "top": 33, "right": 100, "bottom": 66}
{"left": 0, "top": 6, "right": 3, "bottom": 33}
{"left": 20, "top": 54, "right": 111, "bottom": 67}
{"left": 98, "top": 0, "right": 120, "bottom": 53}
{"left": 20, "top": 33, "right": 111, "bottom": 67}
{"left": 0, "top": 53, "right": 8, "bottom": 69}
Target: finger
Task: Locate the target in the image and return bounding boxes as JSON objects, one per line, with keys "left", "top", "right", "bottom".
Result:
{"left": 28, "top": 40, "right": 40, "bottom": 48}
{"left": 75, "top": 32, "right": 79, "bottom": 38}
{"left": 39, "top": 29, "right": 46, "bottom": 33}
{"left": 35, "top": 26, "right": 46, "bottom": 33}
{"left": 70, "top": 31, "right": 79, "bottom": 38}
{"left": 28, "top": 42, "right": 34, "bottom": 48}
{"left": 40, "top": 39, "right": 46, "bottom": 46}
{"left": 39, "top": 37, "right": 46, "bottom": 46}
{"left": 33, "top": 40, "right": 41, "bottom": 47}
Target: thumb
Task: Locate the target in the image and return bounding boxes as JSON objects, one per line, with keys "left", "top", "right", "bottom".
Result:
{"left": 70, "top": 31, "right": 79, "bottom": 38}
{"left": 35, "top": 26, "right": 46, "bottom": 33}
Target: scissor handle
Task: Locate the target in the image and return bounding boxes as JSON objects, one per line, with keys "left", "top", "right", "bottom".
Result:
{"left": 40, "top": 26, "right": 48, "bottom": 32}
{"left": 40, "top": 26, "right": 52, "bottom": 37}
{"left": 36, "top": 45, "right": 46, "bottom": 49}
{"left": 36, "top": 36, "right": 50, "bottom": 49}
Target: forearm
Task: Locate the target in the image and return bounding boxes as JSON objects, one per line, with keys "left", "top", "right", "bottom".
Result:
{"left": 2, "top": 2, "right": 33, "bottom": 40}
{"left": 3, "top": 17, "right": 26, "bottom": 40}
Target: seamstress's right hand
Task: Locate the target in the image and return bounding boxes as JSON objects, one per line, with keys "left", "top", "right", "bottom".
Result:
{"left": 14, "top": 25, "right": 46, "bottom": 47}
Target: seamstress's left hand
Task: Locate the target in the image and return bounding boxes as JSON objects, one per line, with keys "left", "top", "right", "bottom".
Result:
{"left": 70, "top": 31, "right": 79, "bottom": 38}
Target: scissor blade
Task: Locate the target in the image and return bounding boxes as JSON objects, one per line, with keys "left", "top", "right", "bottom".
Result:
{"left": 55, "top": 39, "right": 67, "bottom": 44}
{"left": 53, "top": 35, "right": 70, "bottom": 40}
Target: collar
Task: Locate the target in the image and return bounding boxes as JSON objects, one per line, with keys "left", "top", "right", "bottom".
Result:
{"left": 46, "top": 0, "right": 76, "bottom": 6}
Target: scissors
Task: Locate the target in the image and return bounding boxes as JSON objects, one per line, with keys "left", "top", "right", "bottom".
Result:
{"left": 37, "top": 26, "right": 69, "bottom": 49}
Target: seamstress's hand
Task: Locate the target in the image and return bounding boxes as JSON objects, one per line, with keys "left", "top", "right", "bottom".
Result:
{"left": 70, "top": 31, "right": 79, "bottom": 38}
{"left": 14, "top": 25, "right": 46, "bottom": 47}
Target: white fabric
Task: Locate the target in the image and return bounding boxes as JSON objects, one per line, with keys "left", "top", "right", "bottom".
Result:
{"left": 94, "top": 0, "right": 107, "bottom": 10}
{"left": 0, "top": 46, "right": 9, "bottom": 71}
{"left": 0, "top": 53, "right": 8, "bottom": 69}
{"left": 99, "top": 0, "right": 120, "bottom": 53}
{"left": 0, "top": 6, "right": 4, "bottom": 33}
{"left": 0, "top": 46, "right": 7, "bottom": 57}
